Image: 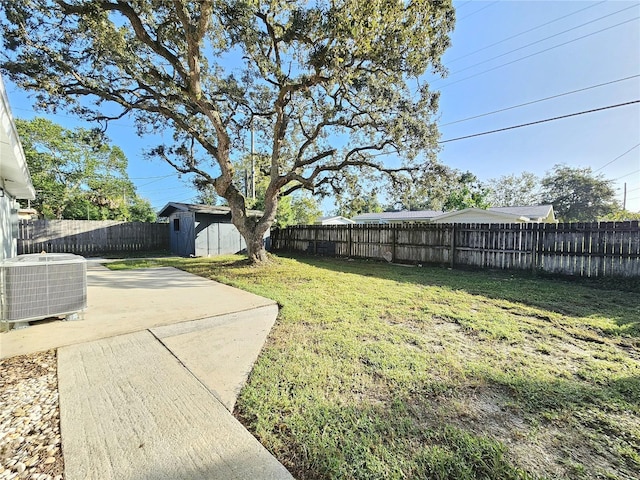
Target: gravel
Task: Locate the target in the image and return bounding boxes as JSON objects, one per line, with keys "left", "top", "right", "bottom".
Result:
{"left": 0, "top": 350, "right": 64, "bottom": 480}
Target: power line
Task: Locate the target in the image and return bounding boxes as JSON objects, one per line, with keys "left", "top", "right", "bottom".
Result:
{"left": 137, "top": 175, "right": 177, "bottom": 187}
{"left": 614, "top": 169, "right": 640, "bottom": 181}
{"left": 438, "top": 100, "right": 640, "bottom": 144}
{"left": 141, "top": 185, "right": 193, "bottom": 194}
{"left": 447, "top": 1, "right": 606, "bottom": 64}
{"left": 455, "top": 1, "right": 473, "bottom": 11}
{"left": 11, "top": 105, "right": 138, "bottom": 129}
{"left": 438, "top": 16, "right": 639, "bottom": 89}
{"left": 440, "top": 75, "right": 639, "bottom": 127}
{"left": 130, "top": 174, "right": 176, "bottom": 180}
{"left": 593, "top": 143, "right": 640, "bottom": 173}
{"left": 443, "top": 4, "right": 637, "bottom": 78}
{"left": 457, "top": 1, "right": 498, "bottom": 22}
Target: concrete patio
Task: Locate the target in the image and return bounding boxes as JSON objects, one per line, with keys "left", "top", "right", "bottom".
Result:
{"left": 0, "top": 262, "right": 294, "bottom": 480}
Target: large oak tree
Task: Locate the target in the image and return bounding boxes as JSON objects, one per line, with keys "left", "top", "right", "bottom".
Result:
{"left": 1, "top": 0, "right": 455, "bottom": 262}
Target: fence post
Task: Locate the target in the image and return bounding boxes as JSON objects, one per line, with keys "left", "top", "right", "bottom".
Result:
{"left": 530, "top": 223, "right": 538, "bottom": 272}
{"left": 313, "top": 226, "right": 318, "bottom": 254}
{"left": 392, "top": 225, "right": 397, "bottom": 263}
{"left": 450, "top": 224, "right": 456, "bottom": 268}
{"left": 348, "top": 224, "right": 353, "bottom": 257}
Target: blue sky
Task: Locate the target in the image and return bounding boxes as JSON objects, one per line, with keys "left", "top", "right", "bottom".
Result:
{"left": 4, "top": 0, "right": 640, "bottom": 214}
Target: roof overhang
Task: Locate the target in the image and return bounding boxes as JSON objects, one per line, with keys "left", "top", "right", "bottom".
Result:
{"left": 0, "top": 76, "right": 35, "bottom": 200}
{"left": 158, "top": 202, "right": 263, "bottom": 218}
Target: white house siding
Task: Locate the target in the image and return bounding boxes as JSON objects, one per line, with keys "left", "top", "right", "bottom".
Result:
{"left": 0, "top": 194, "right": 18, "bottom": 261}
{"left": 1, "top": 75, "right": 35, "bottom": 260}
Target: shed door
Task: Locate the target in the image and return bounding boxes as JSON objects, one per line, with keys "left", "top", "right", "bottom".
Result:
{"left": 170, "top": 212, "right": 195, "bottom": 256}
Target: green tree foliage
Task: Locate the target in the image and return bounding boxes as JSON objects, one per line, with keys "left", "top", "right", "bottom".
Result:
{"left": 387, "top": 168, "right": 489, "bottom": 212}
{"left": 335, "top": 191, "right": 383, "bottom": 218}
{"left": 541, "top": 165, "right": 618, "bottom": 222}
{"left": 442, "top": 171, "right": 490, "bottom": 211}
{"left": 1, "top": 0, "right": 455, "bottom": 263}
{"left": 16, "top": 118, "right": 156, "bottom": 221}
{"left": 273, "top": 194, "right": 323, "bottom": 227}
{"left": 487, "top": 172, "right": 541, "bottom": 207}
{"left": 600, "top": 209, "right": 640, "bottom": 221}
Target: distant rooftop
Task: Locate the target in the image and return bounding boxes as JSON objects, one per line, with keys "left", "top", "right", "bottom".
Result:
{"left": 488, "top": 205, "right": 554, "bottom": 220}
{"left": 353, "top": 210, "right": 443, "bottom": 222}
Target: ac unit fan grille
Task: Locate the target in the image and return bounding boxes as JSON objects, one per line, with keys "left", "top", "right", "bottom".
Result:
{"left": 2, "top": 258, "right": 87, "bottom": 322}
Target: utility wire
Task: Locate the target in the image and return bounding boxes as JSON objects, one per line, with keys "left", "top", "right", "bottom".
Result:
{"left": 614, "top": 169, "right": 640, "bottom": 181}
{"left": 438, "top": 16, "right": 639, "bottom": 89}
{"left": 443, "top": 3, "right": 637, "bottom": 78}
{"left": 455, "top": 1, "right": 473, "bottom": 11}
{"left": 137, "top": 175, "right": 177, "bottom": 187}
{"left": 593, "top": 143, "right": 640, "bottom": 173}
{"left": 130, "top": 174, "right": 176, "bottom": 180}
{"left": 457, "top": 1, "right": 498, "bottom": 21}
{"left": 438, "top": 100, "right": 640, "bottom": 144}
{"left": 447, "top": 1, "right": 606, "bottom": 64}
{"left": 10, "top": 105, "right": 138, "bottom": 129}
{"left": 441, "top": 75, "right": 639, "bottom": 127}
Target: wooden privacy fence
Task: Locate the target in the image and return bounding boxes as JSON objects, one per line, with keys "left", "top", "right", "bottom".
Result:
{"left": 271, "top": 221, "right": 640, "bottom": 277}
{"left": 18, "top": 220, "right": 169, "bottom": 255}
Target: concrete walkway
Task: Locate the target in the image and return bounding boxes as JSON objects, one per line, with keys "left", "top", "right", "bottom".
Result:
{"left": 1, "top": 262, "right": 294, "bottom": 480}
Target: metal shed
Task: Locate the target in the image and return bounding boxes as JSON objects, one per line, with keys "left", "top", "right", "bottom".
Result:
{"left": 158, "top": 203, "right": 267, "bottom": 257}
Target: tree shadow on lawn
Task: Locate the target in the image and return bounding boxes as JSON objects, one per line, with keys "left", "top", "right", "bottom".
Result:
{"left": 284, "top": 254, "right": 640, "bottom": 339}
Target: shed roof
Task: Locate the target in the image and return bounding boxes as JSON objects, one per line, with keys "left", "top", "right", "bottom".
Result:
{"left": 158, "top": 202, "right": 263, "bottom": 218}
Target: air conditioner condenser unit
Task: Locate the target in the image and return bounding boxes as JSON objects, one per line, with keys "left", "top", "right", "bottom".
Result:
{"left": 1, "top": 253, "right": 87, "bottom": 328}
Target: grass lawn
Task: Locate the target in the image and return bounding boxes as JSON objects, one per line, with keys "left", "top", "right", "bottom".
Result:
{"left": 108, "top": 254, "right": 640, "bottom": 480}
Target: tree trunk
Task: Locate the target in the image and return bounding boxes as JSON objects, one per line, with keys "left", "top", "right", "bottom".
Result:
{"left": 244, "top": 228, "right": 269, "bottom": 264}
{"left": 222, "top": 180, "right": 278, "bottom": 265}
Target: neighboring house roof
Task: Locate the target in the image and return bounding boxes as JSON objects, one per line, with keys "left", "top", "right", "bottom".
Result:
{"left": 158, "top": 202, "right": 263, "bottom": 218}
{"left": 431, "top": 205, "right": 556, "bottom": 223}
{"left": 315, "top": 216, "right": 355, "bottom": 224}
{"left": 353, "top": 210, "right": 443, "bottom": 223}
{"left": 0, "top": 75, "right": 35, "bottom": 200}
{"left": 18, "top": 208, "right": 38, "bottom": 219}
{"left": 487, "top": 205, "right": 556, "bottom": 222}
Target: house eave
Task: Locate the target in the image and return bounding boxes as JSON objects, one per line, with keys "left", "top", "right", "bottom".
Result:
{"left": 0, "top": 76, "right": 35, "bottom": 200}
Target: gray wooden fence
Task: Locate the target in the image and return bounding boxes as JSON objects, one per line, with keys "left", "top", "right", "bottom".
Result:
{"left": 271, "top": 222, "right": 640, "bottom": 277}
{"left": 17, "top": 220, "right": 169, "bottom": 255}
